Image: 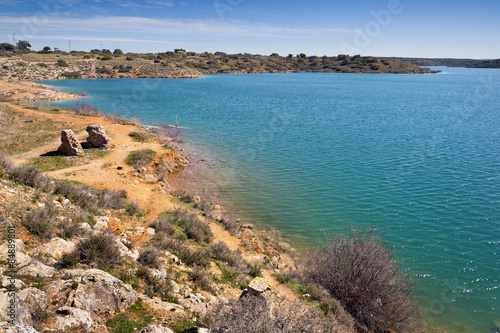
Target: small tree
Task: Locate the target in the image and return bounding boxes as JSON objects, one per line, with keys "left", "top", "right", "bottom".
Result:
{"left": 16, "top": 40, "right": 31, "bottom": 51}
{"left": 0, "top": 43, "right": 15, "bottom": 51}
{"left": 43, "top": 46, "right": 51, "bottom": 52}
{"left": 113, "top": 48, "right": 123, "bottom": 54}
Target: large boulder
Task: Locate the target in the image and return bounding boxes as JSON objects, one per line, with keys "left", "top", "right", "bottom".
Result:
{"left": 64, "top": 269, "right": 137, "bottom": 322}
{"left": 0, "top": 288, "right": 47, "bottom": 326}
{"left": 49, "top": 306, "right": 95, "bottom": 332}
{"left": 247, "top": 277, "right": 272, "bottom": 296}
{"left": 142, "top": 297, "right": 186, "bottom": 322}
{"left": 86, "top": 125, "right": 111, "bottom": 148}
{"left": 57, "top": 130, "right": 84, "bottom": 156}
{"left": 17, "top": 260, "right": 56, "bottom": 278}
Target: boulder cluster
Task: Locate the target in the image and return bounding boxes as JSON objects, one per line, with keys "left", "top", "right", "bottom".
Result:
{"left": 57, "top": 125, "right": 111, "bottom": 156}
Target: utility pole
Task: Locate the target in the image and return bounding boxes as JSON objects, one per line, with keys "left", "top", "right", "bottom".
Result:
{"left": 68, "top": 40, "right": 71, "bottom": 52}
{"left": 100, "top": 43, "right": 103, "bottom": 51}
{"left": 12, "top": 33, "right": 15, "bottom": 45}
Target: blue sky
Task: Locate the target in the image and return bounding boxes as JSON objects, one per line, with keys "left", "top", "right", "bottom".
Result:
{"left": 0, "top": 0, "right": 498, "bottom": 58}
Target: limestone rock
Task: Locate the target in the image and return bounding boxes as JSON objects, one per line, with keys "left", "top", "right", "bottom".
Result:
{"left": 0, "top": 239, "right": 25, "bottom": 254}
{"left": 65, "top": 269, "right": 137, "bottom": 321}
{"left": 115, "top": 239, "right": 138, "bottom": 260}
{"left": 247, "top": 277, "right": 272, "bottom": 296}
{"left": 86, "top": 125, "right": 111, "bottom": 148}
{"left": 92, "top": 216, "right": 109, "bottom": 232}
{"left": 17, "top": 260, "right": 56, "bottom": 278}
{"left": 57, "top": 130, "right": 84, "bottom": 156}
{"left": 30, "top": 237, "right": 76, "bottom": 260}
{"left": 142, "top": 297, "right": 185, "bottom": 321}
{"left": 140, "top": 324, "right": 174, "bottom": 333}
{"left": 51, "top": 306, "right": 95, "bottom": 332}
{"left": 144, "top": 227, "right": 156, "bottom": 236}
{"left": 0, "top": 322, "right": 40, "bottom": 333}
{"left": 0, "top": 288, "right": 47, "bottom": 326}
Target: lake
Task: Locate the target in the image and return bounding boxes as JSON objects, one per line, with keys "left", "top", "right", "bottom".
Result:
{"left": 43, "top": 67, "right": 500, "bottom": 332}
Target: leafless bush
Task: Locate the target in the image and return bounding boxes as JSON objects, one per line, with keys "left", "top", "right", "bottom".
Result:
{"left": 54, "top": 181, "right": 99, "bottom": 213}
{"left": 0, "top": 153, "right": 13, "bottom": 171}
{"left": 97, "top": 188, "right": 127, "bottom": 209}
{"left": 204, "top": 294, "right": 343, "bottom": 333}
{"left": 57, "top": 219, "right": 87, "bottom": 239}
{"left": 149, "top": 124, "right": 183, "bottom": 145}
{"left": 8, "top": 165, "right": 54, "bottom": 193}
{"left": 23, "top": 202, "right": 58, "bottom": 240}
{"left": 301, "top": 229, "right": 419, "bottom": 332}
{"left": 76, "top": 231, "right": 121, "bottom": 269}
{"left": 138, "top": 246, "right": 161, "bottom": 268}
{"left": 125, "top": 201, "right": 142, "bottom": 216}
{"left": 72, "top": 102, "right": 103, "bottom": 116}
{"left": 76, "top": 89, "right": 87, "bottom": 96}
{"left": 149, "top": 218, "right": 176, "bottom": 235}
{"left": 190, "top": 266, "right": 216, "bottom": 293}
{"left": 211, "top": 242, "right": 248, "bottom": 273}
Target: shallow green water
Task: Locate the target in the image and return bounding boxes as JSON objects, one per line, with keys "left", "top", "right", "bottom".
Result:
{"left": 44, "top": 67, "right": 500, "bottom": 332}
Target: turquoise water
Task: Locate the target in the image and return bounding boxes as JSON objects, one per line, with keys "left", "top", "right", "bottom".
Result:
{"left": 43, "top": 67, "right": 500, "bottom": 332}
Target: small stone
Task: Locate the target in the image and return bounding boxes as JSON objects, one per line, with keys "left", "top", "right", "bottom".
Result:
{"left": 144, "top": 227, "right": 156, "bottom": 236}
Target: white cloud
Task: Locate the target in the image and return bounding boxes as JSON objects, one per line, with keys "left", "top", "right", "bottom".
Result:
{"left": 0, "top": 0, "right": 23, "bottom": 7}
{"left": 0, "top": 15, "right": 356, "bottom": 39}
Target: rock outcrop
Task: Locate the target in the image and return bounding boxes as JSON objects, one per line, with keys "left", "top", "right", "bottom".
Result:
{"left": 57, "top": 130, "right": 83, "bottom": 156}
{"left": 49, "top": 306, "right": 95, "bottom": 332}
{"left": 29, "top": 237, "right": 76, "bottom": 260}
{"left": 86, "top": 125, "right": 111, "bottom": 148}
{"left": 64, "top": 269, "right": 137, "bottom": 322}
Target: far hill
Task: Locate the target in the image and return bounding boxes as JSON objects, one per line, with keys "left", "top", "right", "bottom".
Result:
{"left": 465, "top": 58, "right": 500, "bottom": 68}
{"left": 0, "top": 50, "right": 438, "bottom": 81}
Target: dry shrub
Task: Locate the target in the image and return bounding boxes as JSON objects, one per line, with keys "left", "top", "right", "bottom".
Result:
{"left": 153, "top": 232, "right": 210, "bottom": 267}
{"left": 149, "top": 125, "right": 182, "bottom": 146}
{"left": 54, "top": 181, "right": 99, "bottom": 213}
{"left": 137, "top": 246, "right": 161, "bottom": 268}
{"left": 149, "top": 218, "right": 176, "bottom": 235}
{"left": 301, "top": 229, "right": 419, "bottom": 332}
{"left": 162, "top": 210, "right": 213, "bottom": 244}
{"left": 76, "top": 231, "right": 121, "bottom": 269}
{"left": 8, "top": 165, "right": 54, "bottom": 193}
{"left": 211, "top": 242, "right": 248, "bottom": 273}
{"left": 23, "top": 202, "right": 58, "bottom": 241}
{"left": 189, "top": 266, "right": 216, "bottom": 293}
{"left": 204, "top": 294, "right": 344, "bottom": 333}
{"left": 96, "top": 188, "right": 127, "bottom": 209}
{"left": 72, "top": 102, "right": 102, "bottom": 116}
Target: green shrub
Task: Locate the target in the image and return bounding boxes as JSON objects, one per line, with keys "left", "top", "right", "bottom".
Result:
{"left": 56, "top": 59, "right": 69, "bottom": 67}
{"left": 128, "top": 131, "right": 153, "bottom": 142}
{"left": 125, "top": 149, "right": 156, "bottom": 169}
{"left": 101, "top": 54, "right": 113, "bottom": 61}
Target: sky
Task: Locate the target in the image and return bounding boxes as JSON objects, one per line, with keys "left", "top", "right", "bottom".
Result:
{"left": 0, "top": 0, "right": 499, "bottom": 59}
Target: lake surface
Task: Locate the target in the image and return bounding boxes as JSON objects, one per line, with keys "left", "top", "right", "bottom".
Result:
{"left": 43, "top": 67, "right": 500, "bottom": 332}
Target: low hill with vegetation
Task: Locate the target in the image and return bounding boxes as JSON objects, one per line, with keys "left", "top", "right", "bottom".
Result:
{"left": 0, "top": 45, "right": 438, "bottom": 81}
